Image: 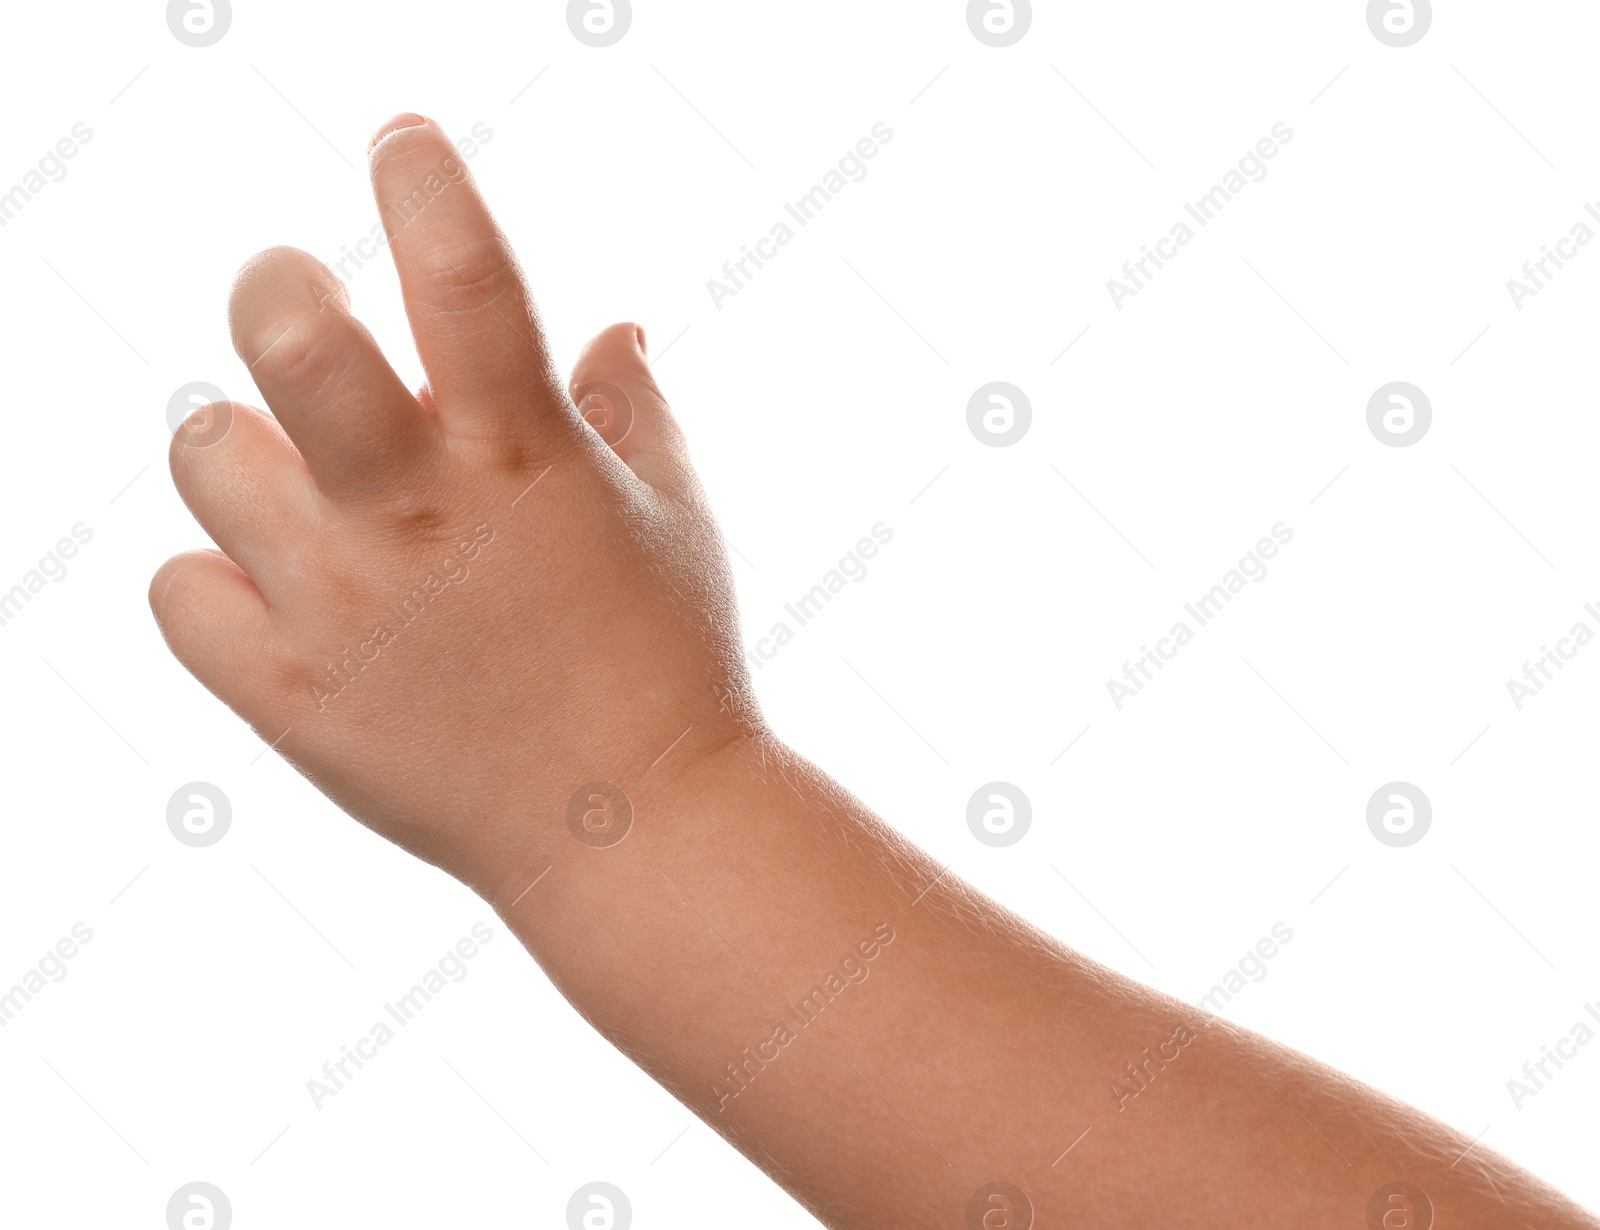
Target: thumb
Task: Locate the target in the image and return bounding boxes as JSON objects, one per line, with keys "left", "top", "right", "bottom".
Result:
{"left": 568, "top": 322, "right": 696, "bottom": 500}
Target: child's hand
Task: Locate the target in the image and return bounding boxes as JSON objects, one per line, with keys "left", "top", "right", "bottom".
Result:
{"left": 150, "top": 113, "right": 756, "bottom": 894}
{"left": 148, "top": 112, "right": 1600, "bottom": 1230}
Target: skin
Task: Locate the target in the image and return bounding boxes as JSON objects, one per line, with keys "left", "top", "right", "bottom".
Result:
{"left": 151, "top": 113, "right": 1600, "bottom": 1229}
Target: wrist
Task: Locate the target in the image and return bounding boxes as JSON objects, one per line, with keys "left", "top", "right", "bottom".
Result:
{"left": 483, "top": 727, "right": 918, "bottom": 1008}
{"left": 470, "top": 720, "right": 771, "bottom": 913}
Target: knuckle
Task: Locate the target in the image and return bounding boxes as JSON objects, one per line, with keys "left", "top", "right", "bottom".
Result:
{"left": 249, "top": 313, "right": 342, "bottom": 389}
{"left": 374, "top": 489, "right": 457, "bottom": 543}
{"left": 416, "top": 234, "right": 522, "bottom": 313}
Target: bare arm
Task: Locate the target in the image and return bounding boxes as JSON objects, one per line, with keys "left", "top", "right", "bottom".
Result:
{"left": 497, "top": 735, "right": 1594, "bottom": 1229}
{"left": 149, "top": 113, "right": 1596, "bottom": 1230}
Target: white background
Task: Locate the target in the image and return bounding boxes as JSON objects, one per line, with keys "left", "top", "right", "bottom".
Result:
{"left": 1, "top": 0, "right": 1597, "bottom": 1225}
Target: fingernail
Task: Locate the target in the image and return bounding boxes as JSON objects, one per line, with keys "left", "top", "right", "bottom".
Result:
{"left": 634, "top": 325, "right": 648, "bottom": 355}
{"left": 369, "top": 113, "right": 428, "bottom": 150}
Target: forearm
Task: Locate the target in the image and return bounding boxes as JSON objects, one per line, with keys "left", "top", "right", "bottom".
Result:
{"left": 494, "top": 734, "right": 1598, "bottom": 1230}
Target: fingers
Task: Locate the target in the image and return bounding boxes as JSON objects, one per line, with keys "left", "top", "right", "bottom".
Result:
{"left": 149, "top": 549, "right": 286, "bottom": 717}
{"left": 368, "top": 114, "right": 575, "bottom": 450}
{"left": 167, "top": 400, "right": 317, "bottom": 602}
{"left": 229, "top": 246, "right": 439, "bottom": 498}
{"left": 568, "top": 322, "right": 697, "bottom": 498}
